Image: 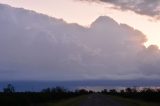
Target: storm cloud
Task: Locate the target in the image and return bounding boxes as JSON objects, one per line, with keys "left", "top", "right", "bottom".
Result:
{"left": 0, "top": 4, "right": 160, "bottom": 80}
{"left": 79, "top": 0, "right": 160, "bottom": 18}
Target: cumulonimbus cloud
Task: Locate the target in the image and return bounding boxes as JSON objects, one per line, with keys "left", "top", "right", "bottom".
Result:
{"left": 79, "top": 0, "right": 160, "bottom": 19}
{"left": 0, "top": 4, "right": 160, "bottom": 80}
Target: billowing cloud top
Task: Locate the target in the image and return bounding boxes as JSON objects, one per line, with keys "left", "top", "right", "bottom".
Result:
{"left": 79, "top": 0, "right": 160, "bottom": 18}
{"left": 0, "top": 4, "right": 160, "bottom": 80}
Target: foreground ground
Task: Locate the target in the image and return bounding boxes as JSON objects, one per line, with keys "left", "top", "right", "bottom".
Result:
{"left": 47, "top": 94, "right": 160, "bottom": 106}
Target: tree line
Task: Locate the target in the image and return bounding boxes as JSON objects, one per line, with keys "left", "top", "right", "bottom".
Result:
{"left": 0, "top": 84, "right": 160, "bottom": 106}
{"left": 0, "top": 84, "right": 92, "bottom": 106}
{"left": 101, "top": 87, "right": 160, "bottom": 103}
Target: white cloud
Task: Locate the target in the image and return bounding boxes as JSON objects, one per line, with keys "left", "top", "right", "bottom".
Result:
{"left": 0, "top": 4, "right": 160, "bottom": 80}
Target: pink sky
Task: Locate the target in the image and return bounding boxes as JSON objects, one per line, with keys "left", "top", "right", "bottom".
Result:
{"left": 0, "top": 0, "right": 160, "bottom": 47}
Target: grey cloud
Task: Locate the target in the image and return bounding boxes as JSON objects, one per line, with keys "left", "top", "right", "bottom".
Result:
{"left": 0, "top": 4, "right": 160, "bottom": 80}
{"left": 137, "top": 45, "right": 160, "bottom": 75}
{"left": 79, "top": 0, "right": 160, "bottom": 18}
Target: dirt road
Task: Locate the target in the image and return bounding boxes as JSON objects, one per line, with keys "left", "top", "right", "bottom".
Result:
{"left": 80, "top": 94, "right": 124, "bottom": 106}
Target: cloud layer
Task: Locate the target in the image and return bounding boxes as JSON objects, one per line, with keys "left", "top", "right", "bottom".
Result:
{"left": 0, "top": 4, "right": 160, "bottom": 80}
{"left": 79, "top": 0, "right": 160, "bottom": 18}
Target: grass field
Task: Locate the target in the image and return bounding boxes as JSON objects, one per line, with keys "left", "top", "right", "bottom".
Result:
{"left": 46, "top": 95, "right": 87, "bottom": 106}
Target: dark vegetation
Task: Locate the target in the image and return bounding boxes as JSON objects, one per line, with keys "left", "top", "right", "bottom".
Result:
{"left": 0, "top": 84, "right": 91, "bottom": 106}
{"left": 101, "top": 87, "right": 160, "bottom": 103}
{"left": 0, "top": 84, "right": 160, "bottom": 106}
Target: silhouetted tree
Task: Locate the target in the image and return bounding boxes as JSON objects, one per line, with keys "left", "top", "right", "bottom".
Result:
{"left": 125, "top": 88, "right": 132, "bottom": 93}
{"left": 109, "top": 89, "right": 117, "bottom": 94}
{"left": 75, "top": 89, "right": 89, "bottom": 95}
{"left": 101, "top": 89, "right": 108, "bottom": 94}
{"left": 41, "top": 88, "right": 51, "bottom": 93}
{"left": 120, "top": 89, "right": 125, "bottom": 94}
{"left": 3, "top": 84, "right": 15, "bottom": 93}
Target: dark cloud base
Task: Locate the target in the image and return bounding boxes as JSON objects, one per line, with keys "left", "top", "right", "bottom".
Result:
{"left": 79, "top": 0, "right": 160, "bottom": 19}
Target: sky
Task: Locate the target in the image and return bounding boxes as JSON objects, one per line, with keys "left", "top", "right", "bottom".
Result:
{"left": 0, "top": 0, "right": 160, "bottom": 81}
{"left": 0, "top": 0, "right": 160, "bottom": 47}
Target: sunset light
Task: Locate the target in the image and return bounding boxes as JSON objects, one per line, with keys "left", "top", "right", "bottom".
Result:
{"left": 1, "top": 0, "right": 160, "bottom": 105}
{"left": 0, "top": 0, "right": 159, "bottom": 47}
